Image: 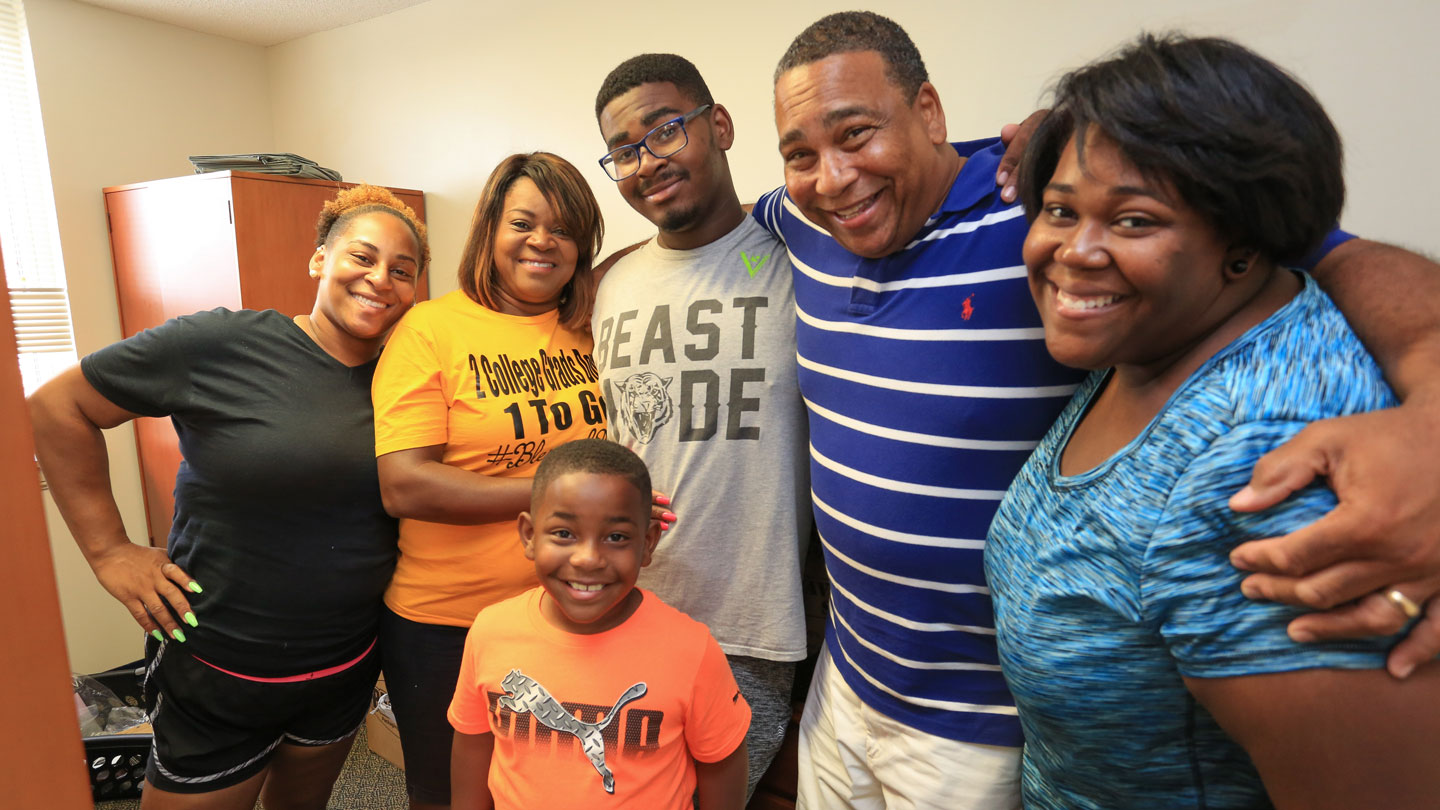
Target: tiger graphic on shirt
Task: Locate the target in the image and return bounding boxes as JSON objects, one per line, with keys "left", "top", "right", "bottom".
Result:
{"left": 495, "top": 668, "right": 648, "bottom": 794}
{"left": 613, "top": 372, "right": 673, "bottom": 444}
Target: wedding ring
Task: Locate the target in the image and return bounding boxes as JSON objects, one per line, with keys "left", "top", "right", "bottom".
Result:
{"left": 1384, "top": 589, "right": 1422, "bottom": 620}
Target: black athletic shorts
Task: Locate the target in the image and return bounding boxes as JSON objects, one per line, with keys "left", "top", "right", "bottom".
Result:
{"left": 142, "top": 636, "right": 379, "bottom": 793}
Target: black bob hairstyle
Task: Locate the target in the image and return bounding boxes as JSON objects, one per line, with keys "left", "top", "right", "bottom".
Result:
{"left": 1018, "top": 33, "right": 1344, "bottom": 265}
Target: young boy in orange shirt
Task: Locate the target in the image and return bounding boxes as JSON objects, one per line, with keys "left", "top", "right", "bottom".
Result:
{"left": 448, "top": 439, "right": 751, "bottom": 809}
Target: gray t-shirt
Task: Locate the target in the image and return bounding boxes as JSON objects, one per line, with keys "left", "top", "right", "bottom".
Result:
{"left": 592, "top": 217, "right": 810, "bottom": 661}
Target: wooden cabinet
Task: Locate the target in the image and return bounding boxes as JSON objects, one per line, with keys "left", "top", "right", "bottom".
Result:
{"left": 102, "top": 171, "right": 427, "bottom": 546}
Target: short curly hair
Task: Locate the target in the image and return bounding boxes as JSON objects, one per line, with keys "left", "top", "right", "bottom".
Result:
{"left": 314, "top": 184, "right": 430, "bottom": 275}
{"left": 774, "top": 11, "right": 928, "bottom": 102}
{"left": 1017, "top": 33, "right": 1344, "bottom": 264}
{"left": 531, "top": 438, "right": 652, "bottom": 510}
{"left": 595, "top": 53, "right": 714, "bottom": 121}
{"left": 457, "top": 153, "right": 604, "bottom": 332}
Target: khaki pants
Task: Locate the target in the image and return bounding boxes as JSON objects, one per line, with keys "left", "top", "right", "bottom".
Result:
{"left": 796, "top": 644, "right": 1022, "bottom": 810}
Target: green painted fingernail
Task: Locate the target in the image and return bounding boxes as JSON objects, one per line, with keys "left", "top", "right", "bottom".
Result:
{"left": 188, "top": 581, "right": 203, "bottom": 594}
{"left": 151, "top": 630, "right": 163, "bottom": 642}
{"left": 184, "top": 612, "right": 198, "bottom": 627}
{"left": 172, "top": 628, "right": 187, "bottom": 643}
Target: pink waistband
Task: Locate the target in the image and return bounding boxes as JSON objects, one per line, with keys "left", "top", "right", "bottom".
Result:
{"left": 193, "top": 637, "right": 376, "bottom": 683}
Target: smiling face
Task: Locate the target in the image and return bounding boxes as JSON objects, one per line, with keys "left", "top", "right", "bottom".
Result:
{"left": 1023, "top": 131, "right": 1249, "bottom": 376}
{"left": 490, "top": 176, "right": 580, "bottom": 317}
{"left": 519, "top": 471, "right": 660, "bottom": 635}
{"left": 308, "top": 210, "right": 419, "bottom": 353}
{"left": 774, "top": 50, "right": 951, "bottom": 259}
{"left": 598, "top": 81, "right": 734, "bottom": 245}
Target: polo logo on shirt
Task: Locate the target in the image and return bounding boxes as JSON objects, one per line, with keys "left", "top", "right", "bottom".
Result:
{"left": 493, "top": 669, "right": 649, "bottom": 795}
{"left": 740, "top": 251, "right": 769, "bottom": 277}
{"left": 961, "top": 294, "right": 976, "bottom": 321}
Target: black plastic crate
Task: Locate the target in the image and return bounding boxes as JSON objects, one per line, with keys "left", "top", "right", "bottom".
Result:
{"left": 83, "top": 661, "right": 150, "bottom": 801}
{"left": 86, "top": 734, "right": 149, "bottom": 801}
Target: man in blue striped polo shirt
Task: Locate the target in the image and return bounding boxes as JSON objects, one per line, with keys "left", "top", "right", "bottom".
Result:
{"left": 757, "top": 10, "right": 1440, "bottom": 809}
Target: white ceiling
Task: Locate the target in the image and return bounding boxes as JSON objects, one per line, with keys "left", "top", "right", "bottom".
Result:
{"left": 72, "top": 0, "right": 434, "bottom": 46}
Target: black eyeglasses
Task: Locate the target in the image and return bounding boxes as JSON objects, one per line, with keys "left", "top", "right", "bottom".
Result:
{"left": 598, "top": 104, "right": 712, "bottom": 181}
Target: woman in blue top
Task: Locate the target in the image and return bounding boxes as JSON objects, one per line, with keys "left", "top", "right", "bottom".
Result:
{"left": 985, "top": 34, "right": 1440, "bottom": 809}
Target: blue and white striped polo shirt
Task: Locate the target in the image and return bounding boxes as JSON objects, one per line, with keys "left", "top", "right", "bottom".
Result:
{"left": 753, "top": 138, "right": 1084, "bottom": 745}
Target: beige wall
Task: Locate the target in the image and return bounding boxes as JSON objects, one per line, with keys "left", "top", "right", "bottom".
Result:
{"left": 29, "top": 0, "right": 1440, "bottom": 671}
{"left": 25, "top": 0, "right": 272, "bottom": 672}
{"left": 266, "top": 0, "right": 1440, "bottom": 296}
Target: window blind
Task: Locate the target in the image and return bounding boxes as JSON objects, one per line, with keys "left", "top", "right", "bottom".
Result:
{"left": 1, "top": 0, "right": 76, "bottom": 397}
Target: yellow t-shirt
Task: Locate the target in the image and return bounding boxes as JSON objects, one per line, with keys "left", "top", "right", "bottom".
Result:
{"left": 373, "top": 291, "right": 606, "bottom": 626}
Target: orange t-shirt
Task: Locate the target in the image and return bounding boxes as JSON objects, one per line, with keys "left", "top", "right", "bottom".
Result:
{"left": 448, "top": 588, "right": 751, "bottom": 809}
{"left": 372, "top": 291, "right": 606, "bottom": 626}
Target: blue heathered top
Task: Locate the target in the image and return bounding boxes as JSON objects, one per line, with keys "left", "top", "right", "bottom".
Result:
{"left": 754, "top": 138, "right": 1085, "bottom": 745}
{"left": 985, "top": 276, "right": 1398, "bottom": 808}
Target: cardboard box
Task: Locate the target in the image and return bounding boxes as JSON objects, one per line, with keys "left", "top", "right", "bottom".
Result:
{"left": 366, "top": 675, "right": 405, "bottom": 770}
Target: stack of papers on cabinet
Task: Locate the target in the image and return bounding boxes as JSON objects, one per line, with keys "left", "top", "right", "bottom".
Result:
{"left": 187, "top": 153, "right": 342, "bottom": 181}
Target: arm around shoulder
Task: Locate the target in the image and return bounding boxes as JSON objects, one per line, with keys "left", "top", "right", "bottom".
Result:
{"left": 1310, "top": 237, "right": 1440, "bottom": 400}
{"left": 1227, "top": 239, "right": 1440, "bottom": 666}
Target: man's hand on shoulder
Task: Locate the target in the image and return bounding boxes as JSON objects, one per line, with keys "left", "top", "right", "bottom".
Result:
{"left": 996, "top": 109, "right": 1048, "bottom": 203}
{"left": 1229, "top": 403, "right": 1440, "bottom": 677}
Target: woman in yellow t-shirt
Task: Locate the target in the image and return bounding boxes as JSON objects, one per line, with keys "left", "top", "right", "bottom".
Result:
{"left": 372, "top": 152, "right": 630, "bottom": 810}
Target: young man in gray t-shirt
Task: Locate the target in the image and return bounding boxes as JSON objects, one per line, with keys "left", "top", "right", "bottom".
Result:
{"left": 592, "top": 54, "right": 812, "bottom": 797}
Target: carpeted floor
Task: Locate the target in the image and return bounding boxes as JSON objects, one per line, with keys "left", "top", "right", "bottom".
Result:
{"left": 95, "top": 722, "right": 409, "bottom": 809}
